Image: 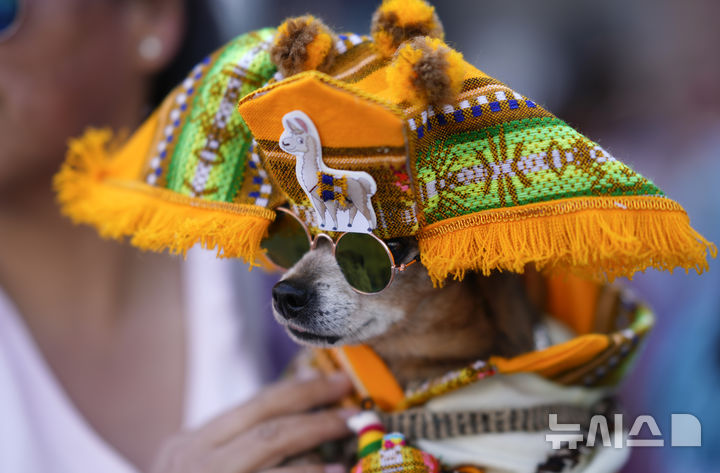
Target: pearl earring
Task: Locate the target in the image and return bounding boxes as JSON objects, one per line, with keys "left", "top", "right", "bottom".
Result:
{"left": 139, "top": 36, "right": 163, "bottom": 61}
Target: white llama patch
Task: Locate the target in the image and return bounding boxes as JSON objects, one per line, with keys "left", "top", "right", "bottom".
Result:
{"left": 278, "top": 110, "right": 378, "bottom": 233}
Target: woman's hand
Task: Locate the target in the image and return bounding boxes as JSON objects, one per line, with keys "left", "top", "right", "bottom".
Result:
{"left": 150, "top": 372, "right": 356, "bottom": 473}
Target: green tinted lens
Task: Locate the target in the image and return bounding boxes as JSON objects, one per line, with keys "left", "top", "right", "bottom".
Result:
{"left": 335, "top": 233, "right": 393, "bottom": 293}
{"left": 261, "top": 211, "right": 310, "bottom": 269}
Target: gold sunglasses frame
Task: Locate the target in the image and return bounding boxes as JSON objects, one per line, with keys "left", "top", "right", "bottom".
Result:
{"left": 265, "top": 207, "right": 416, "bottom": 295}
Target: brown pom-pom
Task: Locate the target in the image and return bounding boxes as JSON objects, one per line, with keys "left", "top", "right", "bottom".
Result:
{"left": 371, "top": 0, "right": 444, "bottom": 57}
{"left": 387, "top": 37, "right": 465, "bottom": 108}
{"left": 271, "top": 16, "right": 337, "bottom": 77}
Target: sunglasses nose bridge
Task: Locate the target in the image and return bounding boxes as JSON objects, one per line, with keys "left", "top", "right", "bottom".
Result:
{"left": 310, "top": 232, "right": 335, "bottom": 250}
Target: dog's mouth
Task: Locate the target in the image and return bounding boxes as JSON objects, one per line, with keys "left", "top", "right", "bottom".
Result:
{"left": 286, "top": 324, "right": 341, "bottom": 345}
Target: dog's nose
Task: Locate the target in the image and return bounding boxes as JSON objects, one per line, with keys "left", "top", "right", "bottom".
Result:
{"left": 272, "top": 280, "right": 310, "bottom": 319}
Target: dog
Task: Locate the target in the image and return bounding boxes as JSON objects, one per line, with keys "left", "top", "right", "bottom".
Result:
{"left": 269, "top": 235, "right": 634, "bottom": 473}
{"left": 271, "top": 236, "right": 541, "bottom": 388}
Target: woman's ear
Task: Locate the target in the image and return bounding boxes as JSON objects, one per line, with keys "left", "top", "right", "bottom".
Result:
{"left": 126, "top": 0, "right": 185, "bottom": 74}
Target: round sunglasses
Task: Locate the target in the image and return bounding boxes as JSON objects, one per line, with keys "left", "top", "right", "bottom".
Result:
{"left": 261, "top": 208, "right": 417, "bottom": 294}
{"left": 0, "top": 0, "right": 23, "bottom": 42}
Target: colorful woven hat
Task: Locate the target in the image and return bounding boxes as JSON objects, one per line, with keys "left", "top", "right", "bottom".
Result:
{"left": 56, "top": 0, "right": 715, "bottom": 285}
{"left": 237, "top": 0, "right": 715, "bottom": 284}
{"left": 55, "top": 29, "right": 282, "bottom": 260}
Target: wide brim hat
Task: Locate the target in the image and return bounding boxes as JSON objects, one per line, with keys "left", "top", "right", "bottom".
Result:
{"left": 56, "top": 0, "right": 715, "bottom": 286}
{"left": 237, "top": 1, "right": 715, "bottom": 284}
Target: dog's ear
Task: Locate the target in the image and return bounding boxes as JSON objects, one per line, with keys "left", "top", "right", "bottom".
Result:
{"left": 478, "top": 272, "right": 540, "bottom": 358}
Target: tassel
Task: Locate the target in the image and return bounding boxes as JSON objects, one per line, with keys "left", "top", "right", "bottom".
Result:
{"left": 371, "top": 0, "right": 444, "bottom": 58}
{"left": 348, "top": 411, "right": 441, "bottom": 473}
{"left": 54, "top": 128, "right": 274, "bottom": 263}
{"left": 418, "top": 196, "right": 717, "bottom": 286}
{"left": 386, "top": 37, "right": 465, "bottom": 108}
{"left": 271, "top": 15, "right": 337, "bottom": 77}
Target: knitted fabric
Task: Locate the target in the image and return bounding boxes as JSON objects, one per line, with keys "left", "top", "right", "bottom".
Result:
{"left": 55, "top": 29, "right": 281, "bottom": 261}
{"left": 351, "top": 432, "right": 440, "bottom": 473}
{"left": 237, "top": 8, "right": 715, "bottom": 284}
{"left": 317, "top": 172, "right": 349, "bottom": 206}
{"left": 143, "top": 30, "right": 276, "bottom": 202}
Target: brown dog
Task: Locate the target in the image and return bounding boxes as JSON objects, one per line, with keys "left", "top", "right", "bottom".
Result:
{"left": 270, "top": 237, "right": 635, "bottom": 473}
{"left": 270, "top": 237, "right": 541, "bottom": 388}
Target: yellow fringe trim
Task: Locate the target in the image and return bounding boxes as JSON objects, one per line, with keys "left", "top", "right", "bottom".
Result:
{"left": 54, "top": 129, "right": 274, "bottom": 262}
{"left": 418, "top": 196, "right": 717, "bottom": 285}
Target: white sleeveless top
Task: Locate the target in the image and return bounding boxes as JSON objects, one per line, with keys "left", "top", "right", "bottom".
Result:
{"left": 0, "top": 248, "right": 274, "bottom": 473}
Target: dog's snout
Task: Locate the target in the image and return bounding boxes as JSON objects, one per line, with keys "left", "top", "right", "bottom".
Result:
{"left": 272, "top": 280, "right": 310, "bottom": 319}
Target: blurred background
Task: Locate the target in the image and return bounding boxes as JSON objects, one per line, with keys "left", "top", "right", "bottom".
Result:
{"left": 212, "top": 0, "right": 720, "bottom": 470}
{"left": 2, "top": 0, "right": 717, "bottom": 471}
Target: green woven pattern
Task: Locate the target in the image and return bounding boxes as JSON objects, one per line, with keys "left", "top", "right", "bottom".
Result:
{"left": 415, "top": 117, "right": 663, "bottom": 225}
{"left": 164, "top": 28, "right": 277, "bottom": 202}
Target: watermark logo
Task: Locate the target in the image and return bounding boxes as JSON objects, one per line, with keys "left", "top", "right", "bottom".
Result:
{"left": 546, "top": 413, "right": 701, "bottom": 449}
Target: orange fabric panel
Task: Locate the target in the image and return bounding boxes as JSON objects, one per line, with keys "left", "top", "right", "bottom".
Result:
{"left": 491, "top": 334, "right": 609, "bottom": 378}
{"left": 112, "top": 110, "right": 159, "bottom": 180}
{"left": 545, "top": 272, "right": 600, "bottom": 335}
{"left": 332, "top": 345, "right": 404, "bottom": 412}
{"left": 238, "top": 72, "right": 405, "bottom": 148}
{"left": 351, "top": 68, "right": 391, "bottom": 97}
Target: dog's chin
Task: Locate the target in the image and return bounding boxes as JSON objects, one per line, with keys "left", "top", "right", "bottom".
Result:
{"left": 284, "top": 324, "right": 343, "bottom": 347}
{"left": 271, "top": 310, "right": 343, "bottom": 347}
{"left": 273, "top": 309, "right": 381, "bottom": 348}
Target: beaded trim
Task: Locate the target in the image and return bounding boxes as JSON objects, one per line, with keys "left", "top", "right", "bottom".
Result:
{"left": 402, "top": 361, "right": 497, "bottom": 409}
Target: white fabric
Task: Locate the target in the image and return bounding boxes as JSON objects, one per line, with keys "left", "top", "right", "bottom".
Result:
{"left": 416, "top": 373, "right": 628, "bottom": 473}
{"left": 413, "top": 318, "right": 630, "bottom": 473}
{"left": 0, "top": 247, "right": 268, "bottom": 473}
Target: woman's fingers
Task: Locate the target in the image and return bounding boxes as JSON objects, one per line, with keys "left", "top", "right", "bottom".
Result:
{"left": 213, "top": 408, "right": 355, "bottom": 473}
{"left": 149, "top": 408, "right": 355, "bottom": 473}
{"left": 149, "top": 374, "right": 357, "bottom": 473}
{"left": 195, "top": 372, "right": 353, "bottom": 448}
